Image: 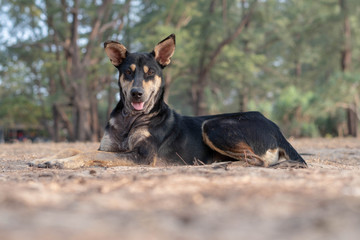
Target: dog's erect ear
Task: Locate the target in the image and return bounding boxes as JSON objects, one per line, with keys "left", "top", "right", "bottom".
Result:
{"left": 104, "top": 40, "right": 127, "bottom": 67}
{"left": 152, "top": 34, "right": 175, "bottom": 67}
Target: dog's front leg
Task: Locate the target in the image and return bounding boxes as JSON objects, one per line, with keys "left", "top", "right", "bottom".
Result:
{"left": 28, "top": 151, "right": 138, "bottom": 169}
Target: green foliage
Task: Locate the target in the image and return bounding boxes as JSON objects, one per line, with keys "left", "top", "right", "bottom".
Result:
{"left": 1, "top": 0, "right": 360, "bottom": 139}
{"left": 316, "top": 109, "right": 346, "bottom": 137}
{"left": 272, "top": 86, "right": 319, "bottom": 137}
{"left": 0, "top": 95, "right": 44, "bottom": 127}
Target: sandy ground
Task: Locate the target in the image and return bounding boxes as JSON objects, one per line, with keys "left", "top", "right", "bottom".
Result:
{"left": 0, "top": 138, "right": 360, "bottom": 240}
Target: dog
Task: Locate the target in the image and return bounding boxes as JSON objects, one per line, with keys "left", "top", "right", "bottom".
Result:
{"left": 29, "top": 34, "right": 307, "bottom": 169}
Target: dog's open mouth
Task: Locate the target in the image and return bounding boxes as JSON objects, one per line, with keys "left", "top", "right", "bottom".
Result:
{"left": 131, "top": 102, "right": 145, "bottom": 111}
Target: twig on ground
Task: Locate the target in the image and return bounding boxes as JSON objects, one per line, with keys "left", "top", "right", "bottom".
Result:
{"left": 211, "top": 161, "right": 232, "bottom": 170}
{"left": 193, "top": 158, "right": 206, "bottom": 166}
{"left": 176, "top": 152, "right": 188, "bottom": 165}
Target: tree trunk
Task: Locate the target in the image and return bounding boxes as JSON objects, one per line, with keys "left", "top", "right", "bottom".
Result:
{"left": 346, "top": 106, "right": 357, "bottom": 137}
{"left": 44, "top": 0, "right": 128, "bottom": 141}
{"left": 340, "top": 0, "right": 352, "bottom": 72}
{"left": 295, "top": 60, "right": 302, "bottom": 78}
{"left": 163, "top": 69, "right": 173, "bottom": 104}
{"left": 192, "top": 0, "right": 216, "bottom": 116}
{"left": 239, "top": 90, "right": 248, "bottom": 112}
{"left": 90, "top": 93, "right": 100, "bottom": 141}
{"left": 194, "top": 71, "right": 209, "bottom": 116}
{"left": 238, "top": 0, "right": 251, "bottom": 112}
{"left": 107, "top": 85, "right": 115, "bottom": 119}
{"left": 339, "top": 0, "right": 357, "bottom": 137}
{"left": 53, "top": 103, "right": 75, "bottom": 141}
{"left": 73, "top": 83, "right": 92, "bottom": 141}
{"left": 52, "top": 105, "right": 59, "bottom": 142}
{"left": 192, "top": 0, "right": 256, "bottom": 115}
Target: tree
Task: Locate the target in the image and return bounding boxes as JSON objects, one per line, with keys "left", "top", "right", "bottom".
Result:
{"left": 339, "top": 0, "right": 357, "bottom": 137}
{"left": 1, "top": 0, "right": 359, "bottom": 140}
{"left": 2, "top": 0, "right": 131, "bottom": 141}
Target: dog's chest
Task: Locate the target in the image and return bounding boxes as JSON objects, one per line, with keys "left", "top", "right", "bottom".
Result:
{"left": 124, "top": 127, "right": 151, "bottom": 150}
{"left": 100, "top": 116, "right": 152, "bottom": 152}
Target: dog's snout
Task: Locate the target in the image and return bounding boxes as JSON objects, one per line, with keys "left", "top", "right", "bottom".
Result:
{"left": 130, "top": 88, "right": 144, "bottom": 99}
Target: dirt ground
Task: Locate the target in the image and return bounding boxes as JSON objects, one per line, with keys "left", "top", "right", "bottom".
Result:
{"left": 0, "top": 138, "right": 360, "bottom": 240}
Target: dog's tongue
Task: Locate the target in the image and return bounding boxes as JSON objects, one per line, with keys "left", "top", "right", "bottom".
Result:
{"left": 131, "top": 102, "right": 145, "bottom": 111}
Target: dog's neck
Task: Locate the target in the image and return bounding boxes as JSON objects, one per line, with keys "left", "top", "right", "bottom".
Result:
{"left": 108, "top": 98, "right": 170, "bottom": 152}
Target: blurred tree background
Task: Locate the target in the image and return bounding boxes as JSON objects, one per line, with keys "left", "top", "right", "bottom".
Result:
{"left": 0, "top": 0, "right": 359, "bottom": 142}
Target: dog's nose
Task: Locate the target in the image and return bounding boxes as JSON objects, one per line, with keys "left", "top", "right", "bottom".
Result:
{"left": 130, "top": 88, "right": 144, "bottom": 99}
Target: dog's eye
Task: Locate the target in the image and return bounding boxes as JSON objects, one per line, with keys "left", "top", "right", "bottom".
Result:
{"left": 146, "top": 69, "right": 155, "bottom": 77}
{"left": 125, "top": 69, "right": 132, "bottom": 75}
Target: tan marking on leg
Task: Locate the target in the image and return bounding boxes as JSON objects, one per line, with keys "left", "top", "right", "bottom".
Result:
{"left": 235, "top": 142, "right": 254, "bottom": 152}
{"left": 269, "top": 148, "right": 307, "bottom": 169}
{"left": 86, "top": 151, "right": 136, "bottom": 168}
{"left": 278, "top": 148, "right": 290, "bottom": 160}
{"left": 260, "top": 148, "right": 279, "bottom": 166}
{"left": 128, "top": 128, "right": 151, "bottom": 150}
{"left": 232, "top": 142, "right": 265, "bottom": 166}
{"left": 201, "top": 125, "right": 265, "bottom": 167}
{"left": 152, "top": 155, "right": 158, "bottom": 166}
{"left": 130, "top": 64, "right": 136, "bottom": 71}
{"left": 151, "top": 155, "right": 167, "bottom": 167}
{"left": 99, "top": 132, "right": 114, "bottom": 151}
{"left": 28, "top": 149, "right": 83, "bottom": 166}
{"left": 143, "top": 65, "right": 149, "bottom": 74}
{"left": 30, "top": 151, "right": 136, "bottom": 169}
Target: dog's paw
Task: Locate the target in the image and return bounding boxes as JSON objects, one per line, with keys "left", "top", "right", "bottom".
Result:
{"left": 269, "top": 160, "right": 308, "bottom": 169}
{"left": 28, "top": 159, "right": 49, "bottom": 168}
{"left": 28, "top": 157, "right": 85, "bottom": 169}
{"left": 28, "top": 159, "right": 63, "bottom": 169}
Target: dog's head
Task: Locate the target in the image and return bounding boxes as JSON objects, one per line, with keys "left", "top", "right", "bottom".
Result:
{"left": 104, "top": 34, "right": 175, "bottom": 114}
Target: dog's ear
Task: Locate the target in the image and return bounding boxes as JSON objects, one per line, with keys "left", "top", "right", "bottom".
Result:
{"left": 104, "top": 41, "right": 127, "bottom": 67}
{"left": 152, "top": 34, "right": 175, "bottom": 67}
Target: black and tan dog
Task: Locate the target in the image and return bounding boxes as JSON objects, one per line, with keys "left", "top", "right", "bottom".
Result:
{"left": 29, "top": 34, "right": 307, "bottom": 169}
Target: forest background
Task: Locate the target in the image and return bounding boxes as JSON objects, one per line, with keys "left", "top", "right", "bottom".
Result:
{"left": 0, "top": 0, "right": 359, "bottom": 142}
